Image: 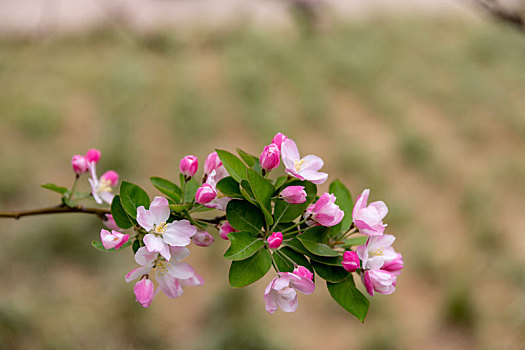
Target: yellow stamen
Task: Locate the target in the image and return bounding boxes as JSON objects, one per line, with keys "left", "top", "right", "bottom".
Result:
{"left": 294, "top": 159, "right": 305, "bottom": 171}
{"left": 154, "top": 222, "right": 167, "bottom": 234}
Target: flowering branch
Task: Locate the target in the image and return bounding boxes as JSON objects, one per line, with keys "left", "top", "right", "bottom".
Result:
{"left": 0, "top": 205, "right": 110, "bottom": 219}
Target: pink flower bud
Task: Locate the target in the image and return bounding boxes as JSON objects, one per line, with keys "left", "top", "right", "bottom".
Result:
{"left": 204, "top": 151, "right": 222, "bottom": 175}
{"left": 259, "top": 143, "right": 280, "bottom": 171}
{"left": 180, "top": 155, "right": 199, "bottom": 177}
{"left": 218, "top": 221, "right": 237, "bottom": 240}
{"left": 101, "top": 170, "right": 119, "bottom": 186}
{"left": 362, "top": 269, "right": 396, "bottom": 296}
{"left": 193, "top": 230, "right": 215, "bottom": 247}
{"left": 195, "top": 184, "right": 217, "bottom": 204}
{"left": 382, "top": 253, "right": 404, "bottom": 276}
{"left": 85, "top": 149, "right": 101, "bottom": 163}
{"left": 267, "top": 232, "right": 283, "bottom": 249}
{"left": 293, "top": 266, "right": 314, "bottom": 280}
{"left": 134, "top": 276, "right": 155, "bottom": 308}
{"left": 309, "top": 193, "right": 344, "bottom": 227}
{"left": 342, "top": 251, "right": 360, "bottom": 272}
{"left": 103, "top": 214, "right": 120, "bottom": 230}
{"left": 272, "top": 132, "right": 288, "bottom": 150}
{"left": 71, "top": 155, "right": 88, "bottom": 174}
{"left": 280, "top": 186, "right": 307, "bottom": 204}
{"left": 100, "top": 229, "right": 129, "bottom": 250}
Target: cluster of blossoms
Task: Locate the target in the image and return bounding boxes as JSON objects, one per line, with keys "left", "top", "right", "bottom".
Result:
{"left": 28, "top": 132, "right": 403, "bottom": 320}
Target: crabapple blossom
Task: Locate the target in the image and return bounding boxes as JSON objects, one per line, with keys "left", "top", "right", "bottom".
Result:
{"left": 267, "top": 232, "right": 283, "bottom": 249}
{"left": 71, "top": 155, "right": 88, "bottom": 174}
{"left": 356, "top": 234, "right": 398, "bottom": 271}
{"left": 180, "top": 155, "right": 198, "bottom": 177}
{"left": 195, "top": 183, "right": 216, "bottom": 204}
{"left": 100, "top": 229, "right": 129, "bottom": 250}
{"left": 218, "top": 221, "right": 237, "bottom": 240}
{"left": 134, "top": 277, "right": 154, "bottom": 308}
{"left": 381, "top": 252, "right": 404, "bottom": 276}
{"left": 88, "top": 164, "right": 118, "bottom": 204}
{"left": 362, "top": 269, "right": 397, "bottom": 296}
{"left": 280, "top": 185, "right": 307, "bottom": 204}
{"left": 341, "top": 251, "right": 360, "bottom": 272}
{"left": 264, "top": 266, "right": 315, "bottom": 314}
{"left": 281, "top": 138, "right": 328, "bottom": 184}
{"left": 85, "top": 148, "right": 101, "bottom": 164}
{"left": 199, "top": 170, "right": 231, "bottom": 211}
{"left": 259, "top": 143, "right": 280, "bottom": 171}
{"left": 272, "top": 132, "right": 288, "bottom": 150}
{"left": 192, "top": 230, "right": 215, "bottom": 247}
{"left": 103, "top": 214, "right": 120, "bottom": 230}
{"left": 306, "top": 193, "right": 344, "bottom": 227}
{"left": 353, "top": 189, "right": 388, "bottom": 236}
{"left": 204, "top": 151, "right": 228, "bottom": 180}
{"left": 137, "top": 196, "right": 196, "bottom": 261}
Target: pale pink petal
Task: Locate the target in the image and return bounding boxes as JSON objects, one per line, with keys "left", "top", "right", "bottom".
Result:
{"left": 300, "top": 155, "right": 324, "bottom": 172}
{"left": 298, "top": 170, "right": 328, "bottom": 184}
{"left": 157, "top": 274, "right": 183, "bottom": 299}
{"left": 125, "top": 266, "right": 150, "bottom": 282}
{"left": 281, "top": 139, "right": 300, "bottom": 169}
{"left": 370, "top": 201, "right": 388, "bottom": 219}
{"left": 134, "top": 246, "right": 158, "bottom": 267}
{"left": 181, "top": 273, "right": 204, "bottom": 287}
{"left": 277, "top": 289, "right": 298, "bottom": 312}
{"left": 167, "top": 262, "right": 195, "bottom": 279}
{"left": 352, "top": 189, "right": 370, "bottom": 218}
{"left": 289, "top": 275, "right": 315, "bottom": 295}
{"left": 273, "top": 275, "right": 291, "bottom": 290}
{"left": 264, "top": 289, "right": 279, "bottom": 314}
{"left": 143, "top": 234, "right": 171, "bottom": 261}
{"left": 137, "top": 206, "right": 154, "bottom": 231}
{"left": 169, "top": 246, "right": 191, "bottom": 261}
{"left": 134, "top": 277, "right": 155, "bottom": 307}
{"left": 166, "top": 220, "right": 196, "bottom": 237}
{"left": 149, "top": 196, "right": 170, "bottom": 225}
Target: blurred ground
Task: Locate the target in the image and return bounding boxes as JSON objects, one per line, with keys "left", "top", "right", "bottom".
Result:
{"left": 1, "top": 4, "right": 525, "bottom": 350}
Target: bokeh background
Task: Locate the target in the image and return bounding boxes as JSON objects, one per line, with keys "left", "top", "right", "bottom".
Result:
{"left": 1, "top": 1, "right": 525, "bottom": 349}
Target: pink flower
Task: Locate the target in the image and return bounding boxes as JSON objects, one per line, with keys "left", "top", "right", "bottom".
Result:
{"left": 308, "top": 193, "right": 344, "bottom": 227}
{"left": 100, "top": 229, "right": 129, "bottom": 250}
{"left": 85, "top": 149, "right": 101, "bottom": 164}
{"left": 137, "top": 196, "right": 196, "bottom": 261}
{"left": 134, "top": 276, "right": 154, "bottom": 308}
{"left": 362, "top": 269, "right": 397, "bottom": 296}
{"left": 382, "top": 252, "right": 404, "bottom": 276}
{"left": 356, "top": 234, "right": 397, "bottom": 271}
{"left": 341, "top": 251, "right": 360, "bottom": 272}
{"left": 267, "top": 232, "right": 283, "bottom": 249}
{"left": 195, "top": 184, "right": 217, "bottom": 204}
{"left": 88, "top": 164, "right": 118, "bottom": 204}
{"left": 294, "top": 266, "right": 314, "bottom": 280}
{"left": 180, "top": 155, "right": 198, "bottom": 177}
{"left": 204, "top": 151, "right": 228, "bottom": 180}
{"left": 259, "top": 143, "right": 280, "bottom": 171}
{"left": 264, "top": 266, "right": 315, "bottom": 314}
{"left": 272, "top": 132, "right": 288, "bottom": 150}
{"left": 218, "top": 221, "right": 237, "bottom": 240}
{"left": 199, "top": 170, "right": 231, "bottom": 211}
{"left": 103, "top": 214, "right": 120, "bottom": 230}
{"left": 192, "top": 230, "right": 215, "bottom": 247}
{"left": 280, "top": 186, "right": 307, "bottom": 204}
{"left": 353, "top": 189, "right": 388, "bottom": 236}
{"left": 71, "top": 155, "right": 88, "bottom": 174}
{"left": 281, "top": 139, "right": 328, "bottom": 184}
{"left": 125, "top": 246, "right": 203, "bottom": 306}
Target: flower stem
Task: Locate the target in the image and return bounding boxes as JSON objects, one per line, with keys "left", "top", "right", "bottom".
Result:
{"left": 66, "top": 174, "right": 80, "bottom": 203}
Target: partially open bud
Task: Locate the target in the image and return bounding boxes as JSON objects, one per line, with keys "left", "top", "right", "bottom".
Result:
{"left": 180, "top": 155, "right": 199, "bottom": 178}
{"left": 280, "top": 186, "right": 307, "bottom": 204}
{"left": 259, "top": 143, "right": 280, "bottom": 171}
{"left": 204, "top": 151, "right": 221, "bottom": 176}
{"left": 134, "top": 276, "right": 155, "bottom": 308}
{"left": 267, "top": 232, "right": 283, "bottom": 249}
{"left": 341, "top": 251, "right": 360, "bottom": 272}
{"left": 218, "top": 221, "right": 237, "bottom": 240}
{"left": 103, "top": 214, "right": 120, "bottom": 230}
{"left": 71, "top": 155, "right": 88, "bottom": 174}
{"left": 195, "top": 184, "right": 216, "bottom": 204}
{"left": 85, "top": 149, "right": 101, "bottom": 164}
{"left": 272, "top": 132, "right": 288, "bottom": 150}
{"left": 101, "top": 170, "right": 119, "bottom": 186}
{"left": 100, "top": 229, "right": 129, "bottom": 250}
{"left": 382, "top": 253, "right": 404, "bottom": 276}
{"left": 193, "top": 230, "right": 215, "bottom": 247}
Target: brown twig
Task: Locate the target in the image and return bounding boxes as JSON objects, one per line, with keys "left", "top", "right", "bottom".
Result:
{"left": 0, "top": 205, "right": 110, "bottom": 220}
{"left": 472, "top": 0, "right": 525, "bottom": 32}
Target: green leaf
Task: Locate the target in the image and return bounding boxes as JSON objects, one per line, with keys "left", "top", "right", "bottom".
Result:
{"left": 132, "top": 240, "right": 140, "bottom": 254}
{"left": 343, "top": 236, "right": 368, "bottom": 247}
{"left": 311, "top": 260, "right": 349, "bottom": 283}
{"left": 169, "top": 203, "right": 193, "bottom": 213}
{"left": 110, "top": 195, "right": 133, "bottom": 229}
{"left": 216, "top": 149, "right": 247, "bottom": 183}
{"left": 273, "top": 180, "right": 317, "bottom": 223}
{"left": 285, "top": 238, "right": 343, "bottom": 266}
{"left": 237, "top": 148, "right": 258, "bottom": 167}
{"left": 226, "top": 200, "right": 265, "bottom": 235}
{"left": 229, "top": 248, "right": 272, "bottom": 288}
{"left": 274, "top": 247, "right": 312, "bottom": 273}
{"left": 297, "top": 226, "right": 339, "bottom": 257}
{"left": 91, "top": 240, "right": 132, "bottom": 252}
{"left": 328, "top": 179, "right": 354, "bottom": 237}
{"left": 273, "top": 176, "right": 288, "bottom": 191}
{"left": 150, "top": 177, "right": 181, "bottom": 203}
{"left": 41, "top": 183, "right": 69, "bottom": 195}
{"left": 120, "top": 181, "right": 150, "bottom": 219}
{"left": 183, "top": 178, "right": 199, "bottom": 203}
{"left": 327, "top": 277, "right": 369, "bottom": 322}
{"left": 246, "top": 168, "right": 274, "bottom": 226}
{"left": 240, "top": 180, "right": 257, "bottom": 205}
{"left": 216, "top": 176, "right": 243, "bottom": 198}
{"left": 224, "top": 232, "right": 264, "bottom": 261}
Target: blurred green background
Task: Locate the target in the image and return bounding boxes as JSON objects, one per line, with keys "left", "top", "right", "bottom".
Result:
{"left": 1, "top": 10, "right": 525, "bottom": 350}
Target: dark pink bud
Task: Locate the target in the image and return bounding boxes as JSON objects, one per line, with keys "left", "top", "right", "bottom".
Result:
{"left": 180, "top": 155, "right": 198, "bottom": 177}
{"left": 342, "top": 251, "right": 360, "bottom": 272}
{"left": 218, "top": 221, "right": 237, "bottom": 240}
{"left": 71, "top": 155, "right": 88, "bottom": 174}
{"left": 85, "top": 149, "right": 101, "bottom": 163}
{"left": 280, "top": 186, "right": 307, "bottom": 204}
{"left": 267, "top": 232, "right": 283, "bottom": 249}
{"left": 101, "top": 170, "right": 119, "bottom": 186}
{"left": 272, "top": 132, "right": 288, "bottom": 150}
{"left": 204, "top": 151, "right": 222, "bottom": 175}
{"left": 134, "top": 277, "right": 154, "bottom": 308}
{"left": 293, "top": 266, "right": 313, "bottom": 280}
{"left": 193, "top": 230, "right": 215, "bottom": 247}
{"left": 195, "top": 184, "right": 216, "bottom": 204}
{"left": 259, "top": 143, "right": 280, "bottom": 171}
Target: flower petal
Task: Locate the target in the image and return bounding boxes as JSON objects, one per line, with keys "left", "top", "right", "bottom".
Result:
{"left": 168, "top": 262, "right": 195, "bottom": 279}
{"left": 149, "top": 196, "right": 170, "bottom": 225}
{"left": 125, "top": 266, "right": 150, "bottom": 282}
{"left": 143, "top": 234, "right": 171, "bottom": 261}
{"left": 298, "top": 169, "right": 328, "bottom": 184}
{"left": 135, "top": 246, "right": 158, "bottom": 266}
{"left": 169, "top": 246, "right": 191, "bottom": 261}
{"left": 300, "top": 155, "right": 324, "bottom": 172}
{"left": 137, "top": 206, "right": 154, "bottom": 231}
